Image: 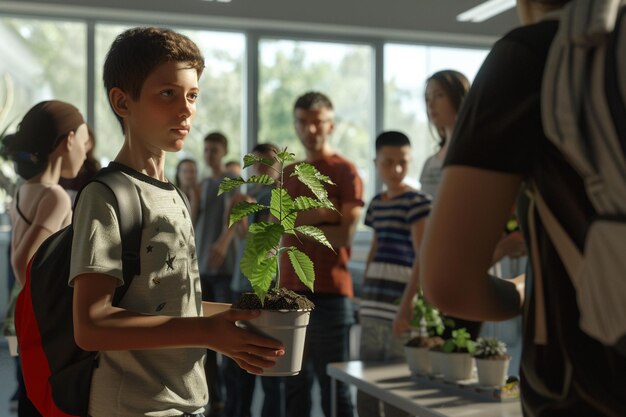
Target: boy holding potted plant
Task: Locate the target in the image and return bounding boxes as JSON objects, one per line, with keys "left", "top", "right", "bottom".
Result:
{"left": 69, "top": 27, "right": 284, "bottom": 417}
{"left": 358, "top": 131, "right": 431, "bottom": 417}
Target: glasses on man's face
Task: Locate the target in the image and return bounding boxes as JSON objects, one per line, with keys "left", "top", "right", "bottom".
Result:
{"left": 294, "top": 118, "right": 332, "bottom": 128}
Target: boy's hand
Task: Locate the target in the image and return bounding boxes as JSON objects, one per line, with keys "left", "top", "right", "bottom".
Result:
{"left": 492, "top": 231, "right": 526, "bottom": 264}
{"left": 208, "top": 243, "right": 227, "bottom": 268}
{"left": 205, "top": 309, "right": 285, "bottom": 374}
{"left": 393, "top": 303, "right": 412, "bottom": 337}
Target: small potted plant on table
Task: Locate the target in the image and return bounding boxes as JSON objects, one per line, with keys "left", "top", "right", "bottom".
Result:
{"left": 474, "top": 337, "right": 511, "bottom": 387}
{"left": 404, "top": 292, "right": 445, "bottom": 375}
{"left": 441, "top": 328, "right": 476, "bottom": 381}
{"left": 219, "top": 147, "right": 336, "bottom": 376}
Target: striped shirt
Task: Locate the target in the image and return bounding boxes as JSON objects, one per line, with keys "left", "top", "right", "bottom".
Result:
{"left": 360, "top": 190, "right": 431, "bottom": 321}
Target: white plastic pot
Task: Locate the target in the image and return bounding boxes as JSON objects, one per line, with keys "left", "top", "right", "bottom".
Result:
{"left": 475, "top": 357, "right": 510, "bottom": 387}
{"left": 237, "top": 309, "right": 311, "bottom": 376}
{"left": 442, "top": 352, "right": 474, "bottom": 381}
{"left": 404, "top": 346, "right": 430, "bottom": 374}
{"left": 428, "top": 349, "right": 444, "bottom": 376}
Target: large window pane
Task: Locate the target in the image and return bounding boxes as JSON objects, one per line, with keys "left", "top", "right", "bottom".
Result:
{"left": 384, "top": 44, "right": 488, "bottom": 188}
{"left": 95, "top": 24, "right": 245, "bottom": 179}
{"left": 259, "top": 39, "right": 374, "bottom": 203}
{"left": 0, "top": 17, "right": 86, "bottom": 212}
{"left": 0, "top": 18, "right": 86, "bottom": 132}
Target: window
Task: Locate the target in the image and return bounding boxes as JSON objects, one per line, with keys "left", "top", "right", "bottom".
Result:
{"left": 95, "top": 24, "right": 245, "bottom": 179}
{"left": 259, "top": 39, "right": 375, "bottom": 203}
{"left": 0, "top": 17, "right": 86, "bottom": 213}
{"left": 0, "top": 18, "right": 87, "bottom": 131}
{"left": 384, "top": 44, "right": 488, "bottom": 188}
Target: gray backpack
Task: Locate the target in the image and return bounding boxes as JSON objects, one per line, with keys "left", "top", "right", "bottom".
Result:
{"left": 531, "top": 0, "right": 626, "bottom": 352}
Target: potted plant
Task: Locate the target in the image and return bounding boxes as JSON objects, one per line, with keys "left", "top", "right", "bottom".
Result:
{"left": 474, "top": 337, "right": 511, "bottom": 387}
{"left": 441, "top": 328, "right": 476, "bottom": 381}
{"left": 218, "top": 147, "right": 336, "bottom": 376}
{"left": 404, "top": 292, "right": 445, "bottom": 375}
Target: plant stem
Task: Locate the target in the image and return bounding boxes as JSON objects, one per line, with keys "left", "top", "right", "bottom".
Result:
{"left": 276, "top": 155, "right": 285, "bottom": 290}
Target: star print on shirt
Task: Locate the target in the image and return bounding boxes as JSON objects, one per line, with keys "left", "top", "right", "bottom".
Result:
{"left": 165, "top": 253, "right": 176, "bottom": 270}
{"left": 146, "top": 245, "right": 153, "bottom": 253}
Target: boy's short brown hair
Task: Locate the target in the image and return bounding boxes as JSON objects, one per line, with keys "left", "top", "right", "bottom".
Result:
{"left": 103, "top": 27, "right": 205, "bottom": 131}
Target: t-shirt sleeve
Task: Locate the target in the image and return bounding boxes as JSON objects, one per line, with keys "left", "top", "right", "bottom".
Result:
{"left": 407, "top": 194, "right": 431, "bottom": 224}
{"left": 69, "top": 181, "right": 124, "bottom": 287}
{"left": 445, "top": 36, "right": 544, "bottom": 176}
{"left": 32, "top": 185, "right": 72, "bottom": 233}
{"left": 337, "top": 161, "right": 365, "bottom": 208}
{"left": 364, "top": 197, "right": 376, "bottom": 228}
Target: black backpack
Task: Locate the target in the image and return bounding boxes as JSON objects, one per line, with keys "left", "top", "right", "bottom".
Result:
{"left": 15, "top": 165, "right": 142, "bottom": 417}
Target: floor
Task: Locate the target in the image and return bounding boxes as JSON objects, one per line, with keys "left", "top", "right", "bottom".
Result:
{"left": 0, "top": 339, "right": 18, "bottom": 415}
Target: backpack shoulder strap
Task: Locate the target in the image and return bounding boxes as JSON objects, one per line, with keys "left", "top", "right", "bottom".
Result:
{"left": 75, "top": 167, "right": 143, "bottom": 306}
{"left": 172, "top": 184, "right": 192, "bottom": 214}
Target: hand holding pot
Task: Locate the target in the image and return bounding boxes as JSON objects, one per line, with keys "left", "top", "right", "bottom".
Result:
{"left": 206, "top": 309, "right": 285, "bottom": 375}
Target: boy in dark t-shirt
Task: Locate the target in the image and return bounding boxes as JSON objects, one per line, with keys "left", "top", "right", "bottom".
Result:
{"left": 419, "top": 1, "right": 626, "bottom": 416}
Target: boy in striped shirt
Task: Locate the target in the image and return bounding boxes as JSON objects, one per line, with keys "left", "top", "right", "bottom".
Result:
{"left": 358, "top": 131, "right": 431, "bottom": 417}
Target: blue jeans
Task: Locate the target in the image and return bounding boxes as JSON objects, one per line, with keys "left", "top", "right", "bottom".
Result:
{"left": 285, "top": 294, "right": 355, "bottom": 417}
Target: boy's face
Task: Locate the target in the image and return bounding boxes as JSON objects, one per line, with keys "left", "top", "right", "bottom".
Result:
{"left": 375, "top": 145, "right": 411, "bottom": 190}
{"left": 204, "top": 141, "right": 226, "bottom": 169}
{"left": 123, "top": 61, "right": 199, "bottom": 153}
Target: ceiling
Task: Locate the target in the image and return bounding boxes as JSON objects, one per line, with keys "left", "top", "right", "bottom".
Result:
{"left": 0, "top": 0, "right": 520, "bottom": 46}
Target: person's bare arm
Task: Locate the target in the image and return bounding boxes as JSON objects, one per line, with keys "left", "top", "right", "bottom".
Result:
{"left": 361, "top": 232, "right": 377, "bottom": 298}
{"left": 294, "top": 198, "right": 341, "bottom": 227}
{"left": 393, "top": 218, "right": 426, "bottom": 336}
{"left": 316, "top": 202, "right": 362, "bottom": 249}
{"left": 492, "top": 230, "right": 527, "bottom": 265}
{"left": 73, "top": 274, "right": 284, "bottom": 374}
{"left": 208, "top": 226, "right": 237, "bottom": 268}
{"left": 421, "top": 166, "right": 524, "bottom": 322}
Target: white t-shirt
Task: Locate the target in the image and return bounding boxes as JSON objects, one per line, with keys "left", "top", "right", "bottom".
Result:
{"left": 418, "top": 154, "right": 443, "bottom": 199}
{"left": 69, "top": 166, "right": 207, "bottom": 417}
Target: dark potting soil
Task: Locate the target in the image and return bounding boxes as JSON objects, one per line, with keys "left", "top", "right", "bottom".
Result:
{"left": 233, "top": 288, "right": 315, "bottom": 310}
{"left": 406, "top": 335, "right": 444, "bottom": 349}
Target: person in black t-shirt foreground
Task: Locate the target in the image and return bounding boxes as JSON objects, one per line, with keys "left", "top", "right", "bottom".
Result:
{"left": 420, "top": 0, "right": 626, "bottom": 416}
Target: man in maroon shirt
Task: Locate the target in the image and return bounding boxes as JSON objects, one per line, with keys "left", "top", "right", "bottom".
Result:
{"left": 280, "top": 91, "right": 364, "bottom": 417}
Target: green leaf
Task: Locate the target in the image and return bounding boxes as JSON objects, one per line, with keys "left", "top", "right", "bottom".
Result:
{"left": 287, "top": 248, "right": 314, "bottom": 292}
{"left": 240, "top": 223, "right": 283, "bottom": 302}
{"left": 276, "top": 149, "right": 295, "bottom": 164}
{"left": 442, "top": 339, "right": 455, "bottom": 353}
{"left": 293, "top": 196, "right": 336, "bottom": 211}
{"left": 248, "top": 222, "right": 284, "bottom": 246}
{"left": 295, "top": 225, "right": 334, "bottom": 252}
{"left": 248, "top": 258, "right": 277, "bottom": 304}
{"left": 246, "top": 174, "right": 275, "bottom": 186}
{"left": 243, "top": 153, "right": 276, "bottom": 170}
{"left": 270, "top": 188, "right": 294, "bottom": 224}
{"left": 291, "top": 163, "right": 335, "bottom": 201}
{"left": 218, "top": 177, "right": 245, "bottom": 195}
{"left": 229, "top": 202, "right": 266, "bottom": 227}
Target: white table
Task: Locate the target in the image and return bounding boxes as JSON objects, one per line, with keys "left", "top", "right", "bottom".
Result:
{"left": 327, "top": 361, "right": 522, "bottom": 417}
